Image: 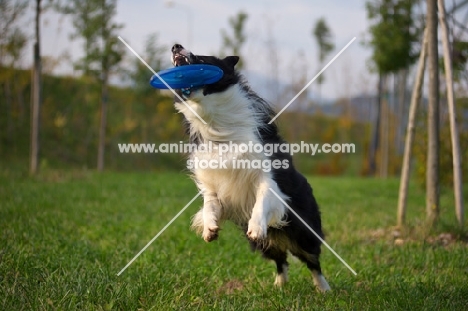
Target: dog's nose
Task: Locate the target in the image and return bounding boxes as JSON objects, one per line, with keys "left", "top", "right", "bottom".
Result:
{"left": 172, "top": 44, "right": 184, "bottom": 53}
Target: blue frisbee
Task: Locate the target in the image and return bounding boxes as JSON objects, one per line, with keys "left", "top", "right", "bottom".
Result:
{"left": 149, "top": 64, "right": 223, "bottom": 89}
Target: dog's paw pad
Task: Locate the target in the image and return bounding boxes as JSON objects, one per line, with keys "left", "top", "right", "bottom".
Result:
{"left": 203, "top": 226, "right": 219, "bottom": 242}
{"left": 246, "top": 223, "right": 266, "bottom": 241}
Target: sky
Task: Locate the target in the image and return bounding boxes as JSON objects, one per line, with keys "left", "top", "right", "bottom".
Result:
{"left": 36, "top": 0, "right": 376, "bottom": 101}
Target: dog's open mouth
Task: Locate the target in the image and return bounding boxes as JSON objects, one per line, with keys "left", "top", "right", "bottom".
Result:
{"left": 171, "top": 44, "right": 195, "bottom": 67}
{"left": 173, "top": 53, "right": 190, "bottom": 66}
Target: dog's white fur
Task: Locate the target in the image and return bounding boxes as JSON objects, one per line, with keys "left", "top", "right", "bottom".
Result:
{"left": 175, "top": 83, "right": 289, "bottom": 242}
{"left": 312, "top": 270, "right": 332, "bottom": 292}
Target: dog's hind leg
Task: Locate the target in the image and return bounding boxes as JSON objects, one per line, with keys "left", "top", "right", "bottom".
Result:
{"left": 269, "top": 249, "right": 289, "bottom": 287}
{"left": 311, "top": 269, "right": 331, "bottom": 292}
{"left": 291, "top": 248, "right": 331, "bottom": 292}
{"left": 250, "top": 240, "right": 289, "bottom": 286}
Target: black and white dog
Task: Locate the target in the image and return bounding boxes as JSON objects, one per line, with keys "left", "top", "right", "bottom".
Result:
{"left": 171, "top": 44, "right": 330, "bottom": 292}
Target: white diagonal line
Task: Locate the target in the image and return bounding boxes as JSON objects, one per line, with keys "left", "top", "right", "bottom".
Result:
{"left": 117, "top": 191, "right": 202, "bottom": 276}
{"left": 268, "top": 188, "right": 357, "bottom": 276}
{"left": 118, "top": 36, "right": 207, "bottom": 125}
{"left": 269, "top": 37, "right": 357, "bottom": 124}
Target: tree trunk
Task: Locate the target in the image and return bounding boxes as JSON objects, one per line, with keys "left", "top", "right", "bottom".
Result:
{"left": 397, "top": 28, "right": 428, "bottom": 228}
{"left": 369, "top": 73, "right": 382, "bottom": 176}
{"left": 30, "top": 0, "right": 42, "bottom": 175}
{"left": 438, "top": 0, "right": 464, "bottom": 227}
{"left": 396, "top": 69, "right": 408, "bottom": 154}
{"left": 380, "top": 75, "right": 389, "bottom": 178}
{"left": 4, "top": 80, "right": 13, "bottom": 143}
{"left": 97, "top": 0, "right": 109, "bottom": 172}
{"left": 426, "top": 0, "right": 440, "bottom": 227}
{"left": 14, "top": 70, "right": 26, "bottom": 125}
{"left": 97, "top": 71, "right": 108, "bottom": 172}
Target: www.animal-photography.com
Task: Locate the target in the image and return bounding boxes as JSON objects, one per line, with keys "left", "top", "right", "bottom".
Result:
{"left": 1, "top": 0, "right": 467, "bottom": 310}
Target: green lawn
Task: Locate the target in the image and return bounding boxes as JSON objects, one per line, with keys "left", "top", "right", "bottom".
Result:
{"left": 0, "top": 169, "right": 467, "bottom": 310}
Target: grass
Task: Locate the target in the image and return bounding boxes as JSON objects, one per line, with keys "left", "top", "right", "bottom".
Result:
{"left": 0, "top": 168, "right": 467, "bottom": 310}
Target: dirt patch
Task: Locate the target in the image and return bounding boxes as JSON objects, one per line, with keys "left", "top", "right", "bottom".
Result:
{"left": 364, "top": 227, "right": 467, "bottom": 248}
{"left": 217, "top": 279, "right": 244, "bottom": 295}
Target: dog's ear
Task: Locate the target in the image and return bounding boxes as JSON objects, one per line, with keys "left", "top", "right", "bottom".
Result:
{"left": 223, "top": 56, "right": 240, "bottom": 68}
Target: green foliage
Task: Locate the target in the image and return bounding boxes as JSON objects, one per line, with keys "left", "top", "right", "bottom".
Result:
{"left": 1, "top": 67, "right": 371, "bottom": 175}
{"left": 0, "top": 6, "right": 363, "bottom": 175}
{"left": 128, "top": 33, "right": 167, "bottom": 96}
{"left": 220, "top": 11, "right": 248, "bottom": 69}
{"left": 450, "top": 40, "right": 468, "bottom": 82}
{"left": 414, "top": 97, "right": 468, "bottom": 188}
{"left": 313, "top": 18, "right": 334, "bottom": 63}
{"left": 365, "top": 0, "right": 420, "bottom": 74}
{"left": 0, "top": 171, "right": 467, "bottom": 309}
{"left": 57, "top": 0, "right": 125, "bottom": 78}
{"left": 57, "top": 0, "right": 101, "bottom": 76}
{"left": 0, "top": 0, "right": 28, "bottom": 67}
{"left": 311, "top": 18, "right": 333, "bottom": 105}
{"left": 0, "top": 2, "right": 30, "bottom": 158}
{"left": 99, "top": 0, "right": 125, "bottom": 75}
{"left": 312, "top": 17, "right": 334, "bottom": 84}
{"left": 278, "top": 111, "right": 368, "bottom": 176}
{"left": 0, "top": 69, "right": 185, "bottom": 170}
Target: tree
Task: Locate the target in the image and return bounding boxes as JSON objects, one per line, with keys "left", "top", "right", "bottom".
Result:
{"left": 0, "top": 0, "right": 28, "bottom": 146}
{"left": 397, "top": 29, "right": 427, "bottom": 228}
{"left": 438, "top": 0, "right": 464, "bottom": 228}
{"left": 220, "top": 11, "right": 248, "bottom": 69}
{"left": 366, "top": 0, "right": 419, "bottom": 74}
{"left": 365, "top": 0, "right": 419, "bottom": 176}
{"left": 57, "top": 0, "right": 102, "bottom": 77}
{"left": 97, "top": 0, "right": 125, "bottom": 171}
{"left": 30, "top": 0, "right": 42, "bottom": 174}
{"left": 399, "top": 0, "right": 465, "bottom": 229}
{"left": 0, "top": 1, "right": 28, "bottom": 66}
{"left": 312, "top": 17, "right": 334, "bottom": 104}
{"left": 426, "top": 0, "right": 440, "bottom": 226}
{"left": 59, "top": 0, "right": 124, "bottom": 171}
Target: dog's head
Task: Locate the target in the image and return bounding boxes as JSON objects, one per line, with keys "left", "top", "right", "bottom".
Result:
{"left": 171, "top": 44, "right": 240, "bottom": 97}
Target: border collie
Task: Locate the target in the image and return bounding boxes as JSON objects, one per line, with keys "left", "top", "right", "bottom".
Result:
{"left": 170, "top": 44, "right": 330, "bottom": 292}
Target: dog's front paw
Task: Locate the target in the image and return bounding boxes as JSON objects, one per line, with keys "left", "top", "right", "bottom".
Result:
{"left": 247, "top": 221, "right": 266, "bottom": 241}
{"left": 202, "top": 226, "right": 219, "bottom": 242}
